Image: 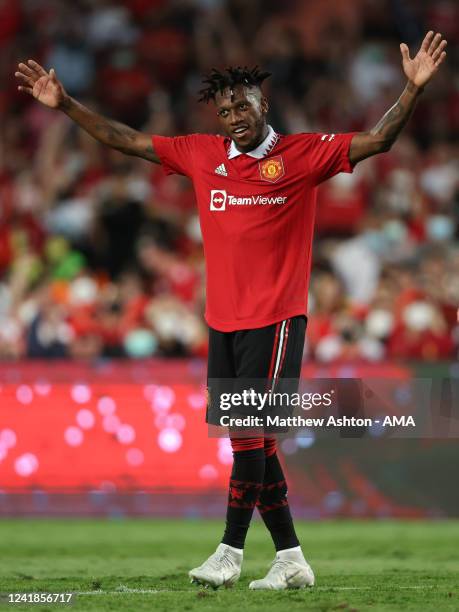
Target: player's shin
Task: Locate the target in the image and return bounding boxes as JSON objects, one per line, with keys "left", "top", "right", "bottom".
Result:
{"left": 222, "top": 440, "right": 265, "bottom": 549}
{"left": 256, "top": 445, "right": 300, "bottom": 551}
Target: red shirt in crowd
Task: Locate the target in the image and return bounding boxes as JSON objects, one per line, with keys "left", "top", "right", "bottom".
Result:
{"left": 153, "top": 127, "right": 355, "bottom": 332}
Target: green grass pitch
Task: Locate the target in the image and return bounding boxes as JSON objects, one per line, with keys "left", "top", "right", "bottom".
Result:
{"left": 0, "top": 519, "right": 458, "bottom": 611}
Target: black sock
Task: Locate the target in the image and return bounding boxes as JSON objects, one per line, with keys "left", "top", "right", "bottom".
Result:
{"left": 222, "top": 447, "right": 265, "bottom": 549}
{"left": 257, "top": 452, "right": 300, "bottom": 551}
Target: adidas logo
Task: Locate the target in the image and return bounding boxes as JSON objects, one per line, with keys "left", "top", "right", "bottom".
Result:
{"left": 214, "top": 163, "right": 228, "bottom": 176}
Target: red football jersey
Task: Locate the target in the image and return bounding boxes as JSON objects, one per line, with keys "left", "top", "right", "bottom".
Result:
{"left": 152, "top": 130, "right": 356, "bottom": 332}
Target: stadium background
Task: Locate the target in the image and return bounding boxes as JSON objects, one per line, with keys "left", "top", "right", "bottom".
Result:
{"left": 0, "top": 0, "right": 458, "bottom": 519}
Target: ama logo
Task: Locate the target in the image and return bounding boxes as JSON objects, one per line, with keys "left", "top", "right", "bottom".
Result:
{"left": 210, "top": 190, "right": 227, "bottom": 211}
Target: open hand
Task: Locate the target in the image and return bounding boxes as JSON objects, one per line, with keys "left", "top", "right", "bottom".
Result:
{"left": 400, "top": 31, "right": 447, "bottom": 89}
{"left": 15, "top": 60, "right": 67, "bottom": 109}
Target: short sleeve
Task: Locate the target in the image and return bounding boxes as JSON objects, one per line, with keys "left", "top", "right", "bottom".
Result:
{"left": 152, "top": 134, "right": 201, "bottom": 178}
{"left": 302, "top": 132, "right": 357, "bottom": 185}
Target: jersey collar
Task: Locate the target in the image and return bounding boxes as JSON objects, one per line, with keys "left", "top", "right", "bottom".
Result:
{"left": 227, "top": 125, "right": 279, "bottom": 159}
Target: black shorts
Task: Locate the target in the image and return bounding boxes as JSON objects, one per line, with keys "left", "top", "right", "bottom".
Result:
{"left": 206, "top": 315, "right": 307, "bottom": 427}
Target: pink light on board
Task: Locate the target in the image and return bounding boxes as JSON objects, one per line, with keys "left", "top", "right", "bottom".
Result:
{"left": 34, "top": 381, "right": 51, "bottom": 396}
{"left": 71, "top": 384, "right": 91, "bottom": 404}
{"left": 187, "top": 392, "right": 206, "bottom": 410}
{"left": 64, "top": 426, "right": 84, "bottom": 447}
{"left": 151, "top": 386, "right": 175, "bottom": 413}
{"left": 0, "top": 429, "right": 17, "bottom": 449}
{"left": 116, "top": 424, "right": 136, "bottom": 445}
{"left": 97, "top": 397, "right": 116, "bottom": 416}
{"left": 143, "top": 385, "right": 158, "bottom": 401}
{"left": 199, "top": 464, "right": 218, "bottom": 480}
{"left": 217, "top": 438, "right": 233, "bottom": 465}
{"left": 76, "top": 409, "right": 95, "bottom": 430}
{"left": 154, "top": 414, "right": 168, "bottom": 429}
{"left": 165, "top": 413, "right": 186, "bottom": 431}
{"left": 16, "top": 385, "right": 33, "bottom": 405}
{"left": 151, "top": 403, "right": 170, "bottom": 417}
{"left": 15, "top": 453, "right": 39, "bottom": 477}
{"left": 158, "top": 428, "right": 182, "bottom": 453}
{"left": 102, "top": 414, "right": 121, "bottom": 434}
{"left": 0, "top": 445, "right": 7, "bottom": 461}
{"left": 126, "top": 448, "right": 144, "bottom": 466}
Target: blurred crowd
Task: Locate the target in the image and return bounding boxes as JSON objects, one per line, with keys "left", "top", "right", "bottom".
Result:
{"left": 0, "top": 0, "right": 458, "bottom": 361}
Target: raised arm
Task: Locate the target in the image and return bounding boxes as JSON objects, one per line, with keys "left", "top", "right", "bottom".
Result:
{"left": 15, "top": 60, "right": 160, "bottom": 163}
{"left": 349, "top": 31, "right": 447, "bottom": 165}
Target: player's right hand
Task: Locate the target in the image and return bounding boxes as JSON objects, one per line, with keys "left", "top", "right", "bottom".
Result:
{"left": 15, "top": 60, "right": 67, "bottom": 109}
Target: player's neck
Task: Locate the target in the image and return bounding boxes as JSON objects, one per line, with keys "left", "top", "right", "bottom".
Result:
{"left": 234, "top": 124, "right": 269, "bottom": 154}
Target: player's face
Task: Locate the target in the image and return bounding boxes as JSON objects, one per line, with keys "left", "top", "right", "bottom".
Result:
{"left": 215, "top": 85, "right": 268, "bottom": 152}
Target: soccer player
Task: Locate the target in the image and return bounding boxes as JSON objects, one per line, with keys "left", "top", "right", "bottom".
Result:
{"left": 15, "top": 30, "right": 446, "bottom": 590}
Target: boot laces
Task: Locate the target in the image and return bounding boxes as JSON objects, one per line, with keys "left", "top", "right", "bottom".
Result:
{"left": 208, "top": 549, "right": 235, "bottom": 571}
{"left": 267, "top": 557, "right": 291, "bottom": 578}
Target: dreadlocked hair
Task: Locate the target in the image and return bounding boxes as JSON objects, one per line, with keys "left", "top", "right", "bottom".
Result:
{"left": 198, "top": 66, "right": 272, "bottom": 103}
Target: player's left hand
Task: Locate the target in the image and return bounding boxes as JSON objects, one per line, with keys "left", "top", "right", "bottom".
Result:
{"left": 400, "top": 31, "right": 447, "bottom": 88}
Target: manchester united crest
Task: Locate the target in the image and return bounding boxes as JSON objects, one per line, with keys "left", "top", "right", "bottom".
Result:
{"left": 259, "top": 156, "right": 285, "bottom": 183}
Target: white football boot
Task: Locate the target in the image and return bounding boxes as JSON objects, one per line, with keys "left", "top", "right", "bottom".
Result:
{"left": 249, "top": 547, "right": 315, "bottom": 590}
{"left": 189, "top": 543, "right": 242, "bottom": 589}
